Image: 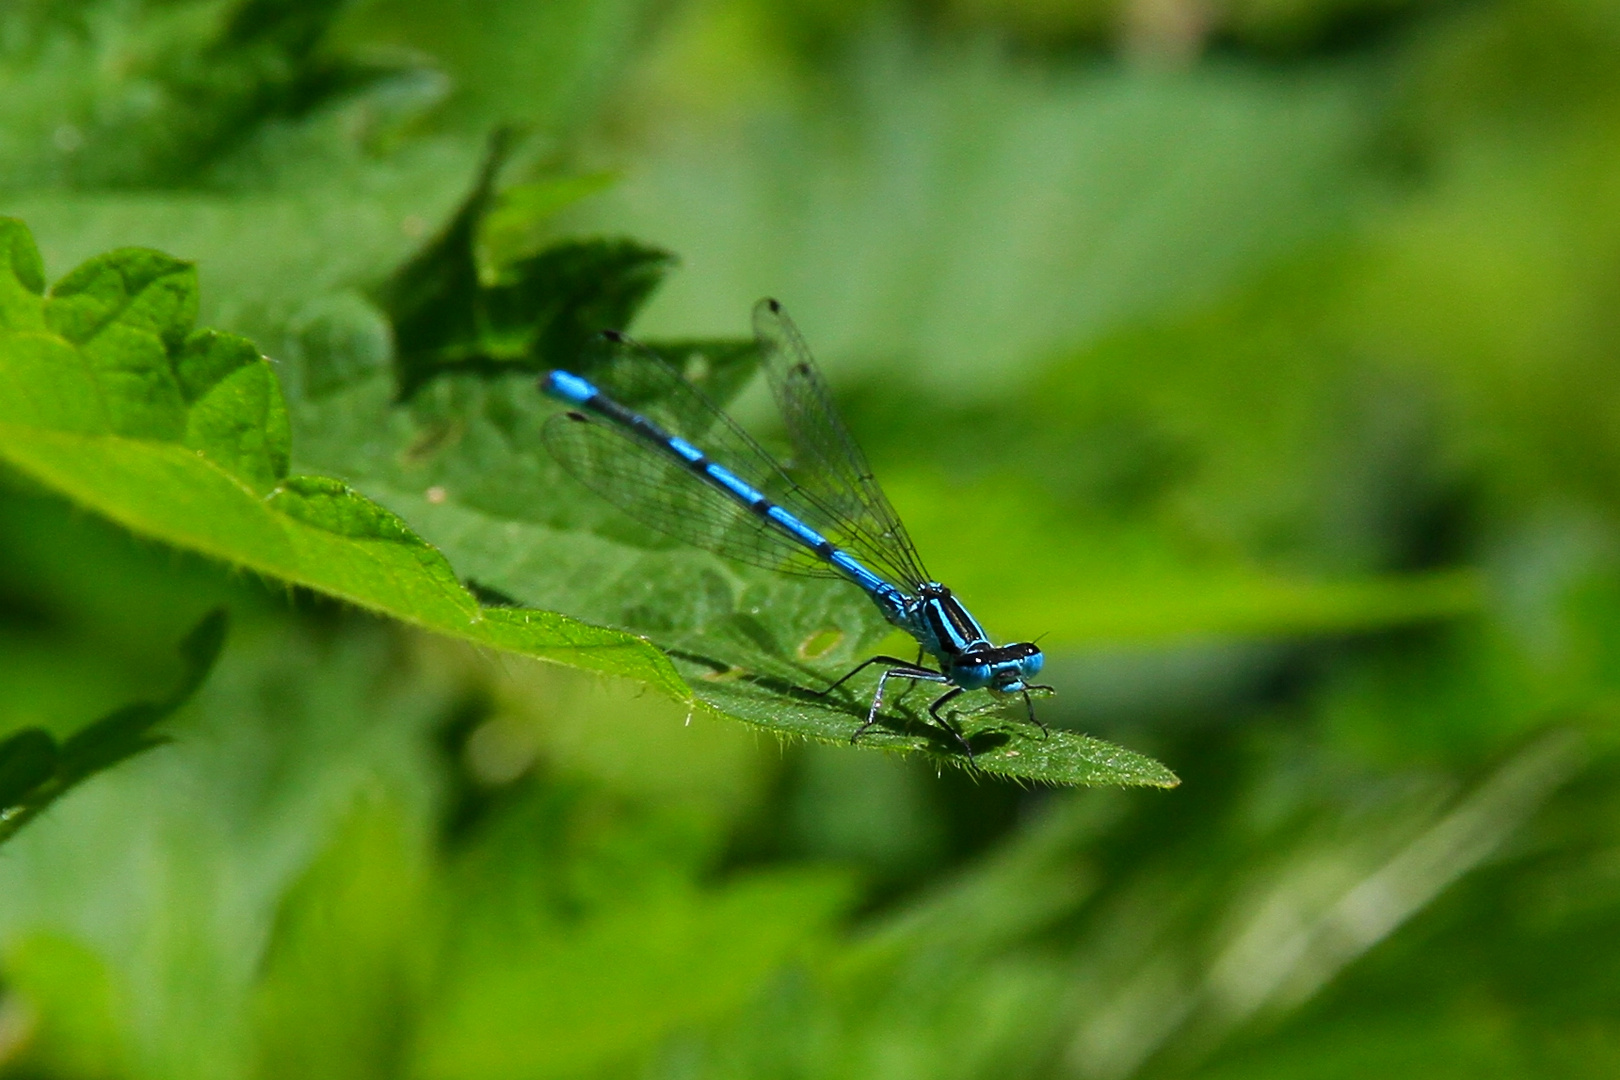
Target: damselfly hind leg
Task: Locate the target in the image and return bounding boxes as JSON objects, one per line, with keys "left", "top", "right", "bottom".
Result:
{"left": 812, "top": 655, "right": 920, "bottom": 698}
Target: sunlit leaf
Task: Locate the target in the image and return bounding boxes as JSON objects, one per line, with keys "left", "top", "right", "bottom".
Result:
{"left": 0, "top": 217, "right": 1173, "bottom": 786}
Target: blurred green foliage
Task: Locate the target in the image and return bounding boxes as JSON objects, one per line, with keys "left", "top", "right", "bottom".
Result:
{"left": 5, "top": 0, "right": 1620, "bottom": 1076}
{"left": 0, "top": 607, "right": 227, "bottom": 846}
{"left": 0, "top": 207, "right": 1168, "bottom": 780}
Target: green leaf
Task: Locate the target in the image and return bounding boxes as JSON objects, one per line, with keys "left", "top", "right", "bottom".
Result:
{"left": 253, "top": 798, "right": 432, "bottom": 1080}
{"left": 294, "top": 351, "right": 1178, "bottom": 785}
{"left": 0, "top": 422, "right": 680, "bottom": 695}
{"left": 179, "top": 329, "right": 293, "bottom": 492}
{"left": 0, "top": 728, "right": 57, "bottom": 808}
{"left": 0, "top": 0, "right": 419, "bottom": 189}
{"left": 0, "top": 217, "right": 685, "bottom": 699}
{"left": 376, "top": 133, "right": 511, "bottom": 400}
{"left": 43, "top": 247, "right": 196, "bottom": 440}
{"left": 0, "top": 607, "right": 467, "bottom": 1080}
{"left": 684, "top": 674, "right": 1180, "bottom": 787}
{"left": 291, "top": 164, "right": 1179, "bottom": 786}
{"left": 479, "top": 172, "right": 617, "bottom": 269}
{"left": 0, "top": 216, "right": 1173, "bottom": 787}
{"left": 0, "top": 608, "right": 228, "bottom": 846}
{"left": 327, "top": 191, "right": 1180, "bottom": 786}
{"left": 418, "top": 869, "right": 853, "bottom": 1080}
{"left": 481, "top": 237, "right": 675, "bottom": 365}
{"left": 0, "top": 216, "right": 47, "bottom": 327}
{"left": 378, "top": 140, "right": 675, "bottom": 397}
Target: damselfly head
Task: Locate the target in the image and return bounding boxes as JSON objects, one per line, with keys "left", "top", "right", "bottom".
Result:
{"left": 1010, "top": 642, "right": 1044, "bottom": 678}
{"left": 952, "top": 641, "right": 1044, "bottom": 693}
{"left": 991, "top": 641, "right": 1043, "bottom": 693}
{"left": 996, "top": 642, "right": 1045, "bottom": 691}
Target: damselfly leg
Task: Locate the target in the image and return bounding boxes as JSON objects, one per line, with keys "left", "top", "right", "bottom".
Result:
{"left": 1023, "top": 685, "right": 1054, "bottom": 738}
{"left": 816, "top": 655, "right": 973, "bottom": 758}
{"left": 812, "top": 655, "right": 923, "bottom": 698}
{"left": 926, "top": 686, "right": 975, "bottom": 761}
{"left": 844, "top": 665, "right": 970, "bottom": 757}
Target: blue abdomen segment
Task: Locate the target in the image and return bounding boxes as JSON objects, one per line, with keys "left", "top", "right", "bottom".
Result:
{"left": 544, "top": 369, "right": 597, "bottom": 405}
{"left": 542, "top": 368, "right": 907, "bottom": 620}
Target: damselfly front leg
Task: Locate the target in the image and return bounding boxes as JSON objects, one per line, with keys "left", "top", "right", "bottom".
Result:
{"left": 1022, "top": 684, "right": 1054, "bottom": 738}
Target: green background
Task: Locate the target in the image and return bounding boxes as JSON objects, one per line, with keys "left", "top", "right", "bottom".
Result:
{"left": 3, "top": 0, "right": 1619, "bottom": 1076}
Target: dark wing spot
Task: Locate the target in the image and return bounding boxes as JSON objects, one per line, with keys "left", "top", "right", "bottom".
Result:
{"left": 602, "top": 329, "right": 625, "bottom": 343}
{"left": 767, "top": 298, "right": 781, "bottom": 313}
{"left": 565, "top": 411, "right": 588, "bottom": 422}
{"left": 793, "top": 362, "right": 811, "bottom": 376}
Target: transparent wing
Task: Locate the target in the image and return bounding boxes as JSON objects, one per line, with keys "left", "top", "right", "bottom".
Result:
{"left": 752, "top": 298, "right": 930, "bottom": 588}
{"left": 543, "top": 408, "right": 841, "bottom": 578}
{"left": 577, "top": 335, "right": 759, "bottom": 450}
{"left": 549, "top": 332, "right": 908, "bottom": 583}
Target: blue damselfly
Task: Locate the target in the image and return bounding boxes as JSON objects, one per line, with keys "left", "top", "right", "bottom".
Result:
{"left": 541, "top": 299, "right": 1049, "bottom": 760}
